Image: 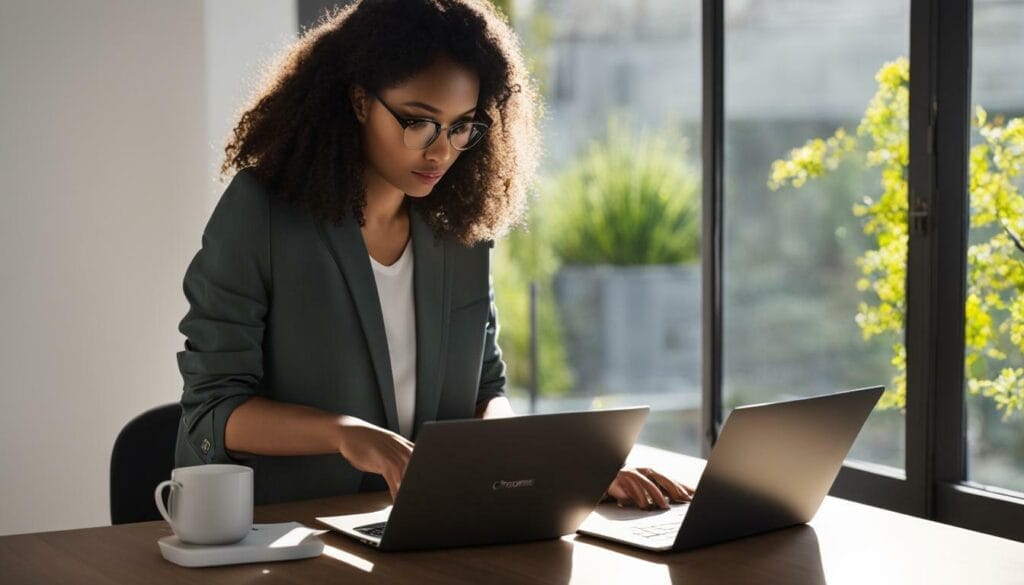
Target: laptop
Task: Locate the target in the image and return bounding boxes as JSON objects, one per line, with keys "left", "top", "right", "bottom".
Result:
{"left": 317, "top": 407, "right": 649, "bottom": 551}
{"left": 577, "top": 386, "right": 884, "bottom": 552}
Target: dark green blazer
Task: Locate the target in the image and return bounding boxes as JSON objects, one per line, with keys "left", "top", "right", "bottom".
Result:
{"left": 174, "top": 169, "right": 507, "bottom": 505}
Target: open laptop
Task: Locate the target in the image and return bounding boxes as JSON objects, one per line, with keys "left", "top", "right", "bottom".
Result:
{"left": 317, "top": 407, "right": 649, "bottom": 551}
{"left": 577, "top": 386, "right": 884, "bottom": 552}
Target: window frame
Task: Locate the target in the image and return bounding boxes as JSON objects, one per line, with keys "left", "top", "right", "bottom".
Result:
{"left": 700, "top": 0, "right": 1024, "bottom": 541}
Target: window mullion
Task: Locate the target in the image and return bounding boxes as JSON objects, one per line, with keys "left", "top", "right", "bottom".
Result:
{"left": 700, "top": 0, "right": 725, "bottom": 457}
{"left": 929, "top": 0, "right": 971, "bottom": 491}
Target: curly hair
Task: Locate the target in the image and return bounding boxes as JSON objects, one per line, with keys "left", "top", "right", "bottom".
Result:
{"left": 221, "top": 0, "right": 542, "bottom": 245}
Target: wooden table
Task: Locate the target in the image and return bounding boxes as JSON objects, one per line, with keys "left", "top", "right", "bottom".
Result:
{"left": 2, "top": 446, "right": 1022, "bottom": 584}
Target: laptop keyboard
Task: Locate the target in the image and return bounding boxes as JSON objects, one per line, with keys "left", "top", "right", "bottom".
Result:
{"left": 626, "top": 504, "right": 689, "bottom": 539}
{"left": 354, "top": 522, "right": 387, "bottom": 538}
{"left": 631, "top": 521, "right": 683, "bottom": 538}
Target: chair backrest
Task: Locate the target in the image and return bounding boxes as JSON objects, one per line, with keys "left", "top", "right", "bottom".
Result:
{"left": 109, "top": 402, "right": 181, "bottom": 524}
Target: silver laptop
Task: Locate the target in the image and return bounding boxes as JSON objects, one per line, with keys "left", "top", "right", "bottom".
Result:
{"left": 317, "top": 407, "right": 649, "bottom": 551}
{"left": 577, "top": 386, "right": 884, "bottom": 552}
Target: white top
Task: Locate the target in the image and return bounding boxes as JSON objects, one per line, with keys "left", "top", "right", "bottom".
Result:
{"left": 369, "top": 239, "right": 417, "bottom": 438}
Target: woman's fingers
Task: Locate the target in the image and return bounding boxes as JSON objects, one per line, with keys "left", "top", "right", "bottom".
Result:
{"left": 639, "top": 468, "right": 693, "bottom": 502}
{"left": 631, "top": 471, "right": 670, "bottom": 509}
{"left": 384, "top": 470, "right": 400, "bottom": 501}
{"left": 387, "top": 450, "right": 410, "bottom": 500}
{"left": 610, "top": 467, "right": 695, "bottom": 509}
{"left": 387, "top": 445, "right": 412, "bottom": 501}
{"left": 608, "top": 472, "right": 641, "bottom": 508}
{"left": 605, "top": 476, "right": 629, "bottom": 505}
{"left": 623, "top": 475, "right": 652, "bottom": 510}
{"left": 614, "top": 471, "right": 665, "bottom": 510}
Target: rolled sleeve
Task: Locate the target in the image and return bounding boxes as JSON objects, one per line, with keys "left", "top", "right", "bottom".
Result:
{"left": 176, "top": 169, "right": 271, "bottom": 464}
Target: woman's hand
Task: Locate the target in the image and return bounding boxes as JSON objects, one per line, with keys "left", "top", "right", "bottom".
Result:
{"left": 335, "top": 416, "right": 415, "bottom": 501}
{"left": 604, "top": 467, "right": 694, "bottom": 510}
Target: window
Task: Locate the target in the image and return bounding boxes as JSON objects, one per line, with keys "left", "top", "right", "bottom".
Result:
{"left": 499, "top": 0, "right": 704, "bottom": 456}
{"left": 721, "top": 0, "right": 910, "bottom": 472}
{"left": 706, "top": 0, "right": 1024, "bottom": 539}
{"left": 965, "top": 0, "right": 1024, "bottom": 495}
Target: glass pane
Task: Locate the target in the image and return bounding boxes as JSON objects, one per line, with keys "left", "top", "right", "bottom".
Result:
{"left": 498, "top": 0, "right": 703, "bottom": 455}
{"left": 966, "top": 0, "right": 1024, "bottom": 493}
{"left": 722, "top": 1, "right": 910, "bottom": 470}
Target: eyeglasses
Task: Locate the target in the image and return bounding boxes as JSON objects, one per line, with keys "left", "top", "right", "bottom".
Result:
{"left": 371, "top": 92, "right": 489, "bottom": 151}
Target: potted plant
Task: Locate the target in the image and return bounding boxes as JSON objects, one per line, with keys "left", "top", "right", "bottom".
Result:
{"left": 547, "top": 118, "right": 701, "bottom": 397}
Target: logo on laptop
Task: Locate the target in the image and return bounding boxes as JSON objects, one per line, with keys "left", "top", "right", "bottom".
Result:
{"left": 492, "top": 479, "right": 535, "bottom": 490}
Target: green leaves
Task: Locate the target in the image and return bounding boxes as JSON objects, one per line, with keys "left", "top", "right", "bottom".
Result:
{"left": 966, "top": 104, "right": 1024, "bottom": 418}
{"left": 768, "top": 57, "right": 1024, "bottom": 418}
{"left": 548, "top": 118, "right": 701, "bottom": 266}
{"left": 769, "top": 128, "right": 856, "bottom": 190}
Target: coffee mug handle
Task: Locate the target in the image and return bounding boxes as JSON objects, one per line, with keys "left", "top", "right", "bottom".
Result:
{"left": 154, "top": 480, "right": 182, "bottom": 525}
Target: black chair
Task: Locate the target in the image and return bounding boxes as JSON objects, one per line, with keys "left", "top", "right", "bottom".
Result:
{"left": 109, "top": 402, "right": 181, "bottom": 524}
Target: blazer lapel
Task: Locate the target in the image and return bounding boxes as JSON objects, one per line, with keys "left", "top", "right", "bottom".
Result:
{"left": 410, "top": 207, "right": 451, "bottom": 437}
{"left": 315, "top": 215, "right": 400, "bottom": 434}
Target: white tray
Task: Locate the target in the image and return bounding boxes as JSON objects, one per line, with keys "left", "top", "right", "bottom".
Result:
{"left": 158, "top": 522, "right": 325, "bottom": 567}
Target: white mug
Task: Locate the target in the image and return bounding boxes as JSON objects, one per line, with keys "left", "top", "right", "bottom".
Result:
{"left": 154, "top": 464, "right": 253, "bottom": 545}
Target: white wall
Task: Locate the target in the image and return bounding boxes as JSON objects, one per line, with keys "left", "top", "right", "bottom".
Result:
{"left": 204, "top": 1, "right": 299, "bottom": 185}
{"left": 0, "top": 0, "right": 296, "bottom": 536}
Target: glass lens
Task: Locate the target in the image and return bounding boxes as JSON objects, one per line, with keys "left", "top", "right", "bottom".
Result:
{"left": 451, "top": 123, "right": 487, "bottom": 150}
{"left": 403, "top": 120, "right": 439, "bottom": 149}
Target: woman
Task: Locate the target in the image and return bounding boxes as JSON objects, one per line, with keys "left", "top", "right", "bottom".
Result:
{"left": 175, "top": 0, "right": 691, "bottom": 511}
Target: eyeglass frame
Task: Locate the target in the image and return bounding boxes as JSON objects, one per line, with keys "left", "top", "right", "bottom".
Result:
{"left": 370, "top": 92, "right": 490, "bottom": 151}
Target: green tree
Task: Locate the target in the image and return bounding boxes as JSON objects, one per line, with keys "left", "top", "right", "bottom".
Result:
{"left": 769, "top": 57, "right": 1024, "bottom": 417}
